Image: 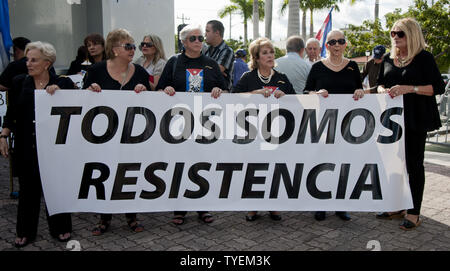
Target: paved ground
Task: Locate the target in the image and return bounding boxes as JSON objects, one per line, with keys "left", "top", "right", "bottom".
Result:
{"left": 0, "top": 152, "right": 449, "bottom": 252}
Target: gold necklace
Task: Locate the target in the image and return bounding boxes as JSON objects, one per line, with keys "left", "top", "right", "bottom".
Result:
{"left": 396, "top": 55, "right": 408, "bottom": 67}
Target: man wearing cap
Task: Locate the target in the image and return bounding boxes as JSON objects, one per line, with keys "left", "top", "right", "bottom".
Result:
{"left": 204, "top": 20, "right": 234, "bottom": 90}
{"left": 275, "top": 36, "right": 311, "bottom": 93}
{"left": 361, "top": 45, "right": 386, "bottom": 93}
{"left": 232, "top": 49, "right": 249, "bottom": 88}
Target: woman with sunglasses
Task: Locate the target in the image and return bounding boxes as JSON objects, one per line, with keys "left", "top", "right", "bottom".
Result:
{"left": 156, "top": 24, "right": 227, "bottom": 225}
{"left": 135, "top": 34, "right": 167, "bottom": 90}
{"left": 376, "top": 18, "right": 444, "bottom": 230}
{"left": 83, "top": 28, "right": 150, "bottom": 235}
{"left": 304, "top": 30, "right": 364, "bottom": 222}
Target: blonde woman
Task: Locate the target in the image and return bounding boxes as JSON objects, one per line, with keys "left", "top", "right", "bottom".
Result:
{"left": 83, "top": 29, "right": 150, "bottom": 235}
{"left": 376, "top": 18, "right": 445, "bottom": 230}
{"left": 135, "top": 34, "right": 167, "bottom": 90}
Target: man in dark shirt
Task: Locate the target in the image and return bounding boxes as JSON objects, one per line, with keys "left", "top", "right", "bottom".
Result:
{"left": 361, "top": 45, "right": 385, "bottom": 93}
{"left": 0, "top": 37, "right": 30, "bottom": 91}
{"left": 203, "top": 20, "right": 234, "bottom": 90}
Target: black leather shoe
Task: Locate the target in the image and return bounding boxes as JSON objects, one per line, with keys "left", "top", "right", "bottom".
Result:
{"left": 335, "top": 211, "right": 351, "bottom": 221}
{"left": 314, "top": 211, "right": 326, "bottom": 221}
{"left": 269, "top": 213, "right": 282, "bottom": 221}
{"left": 245, "top": 212, "right": 260, "bottom": 222}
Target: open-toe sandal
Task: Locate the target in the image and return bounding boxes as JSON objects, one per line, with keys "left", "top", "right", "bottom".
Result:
{"left": 399, "top": 217, "right": 421, "bottom": 231}
{"left": 92, "top": 220, "right": 111, "bottom": 236}
{"left": 199, "top": 213, "right": 214, "bottom": 224}
{"left": 127, "top": 219, "right": 144, "bottom": 233}
{"left": 56, "top": 232, "right": 72, "bottom": 242}
{"left": 172, "top": 215, "right": 185, "bottom": 225}
{"left": 14, "top": 237, "right": 30, "bottom": 248}
{"left": 376, "top": 210, "right": 405, "bottom": 220}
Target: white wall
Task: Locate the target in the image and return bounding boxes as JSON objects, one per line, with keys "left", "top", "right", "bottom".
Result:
{"left": 8, "top": 0, "right": 175, "bottom": 71}
{"left": 102, "top": 0, "right": 175, "bottom": 60}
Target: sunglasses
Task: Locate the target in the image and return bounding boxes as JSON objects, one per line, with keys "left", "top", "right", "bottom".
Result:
{"left": 390, "top": 31, "right": 405, "bottom": 38}
{"left": 327, "top": 39, "right": 346, "bottom": 46}
{"left": 117, "top": 43, "right": 136, "bottom": 51}
{"left": 140, "top": 42, "right": 154, "bottom": 48}
{"left": 188, "top": 35, "right": 204, "bottom": 43}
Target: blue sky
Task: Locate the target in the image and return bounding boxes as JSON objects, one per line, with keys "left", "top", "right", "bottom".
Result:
{"left": 175, "top": 0, "right": 418, "bottom": 41}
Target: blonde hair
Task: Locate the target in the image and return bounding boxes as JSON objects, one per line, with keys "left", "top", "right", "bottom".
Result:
{"left": 25, "top": 41, "right": 56, "bottom": 64}
{"left": 390, "top": 18, "right": 426, "bottom": 62}
{"left": 105, "top": 28, "right": 134, "bottom": 59}
{"left": 248, "top": 37, "right": 275, "bottom": 70}
{"left": 141, "top": 34, "right": 166, "bottom": 63}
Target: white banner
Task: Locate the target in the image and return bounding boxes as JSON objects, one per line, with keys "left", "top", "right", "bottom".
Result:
{"left": 35, "top": 90, "right": 413, "bottom": 215}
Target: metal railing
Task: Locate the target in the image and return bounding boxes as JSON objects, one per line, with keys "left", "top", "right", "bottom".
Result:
{"left": 427, "top": 86, "right": 449, "bottom": 146}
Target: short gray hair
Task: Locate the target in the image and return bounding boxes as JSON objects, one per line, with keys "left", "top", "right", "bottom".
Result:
{"left": 305, "top": 38, "right": 321, "bottom": 48}
{"left": 25, "top": 41, "right": 57, "bottom": 64}
{"left": 286, "top": 36, "right": 305, "bottom": 53}
{"left": 180, "top": 25, "right": 203, "bottom": 42}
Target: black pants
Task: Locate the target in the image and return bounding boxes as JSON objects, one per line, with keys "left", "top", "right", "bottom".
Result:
{"left": 404, "top": 128, "right": 427, "bottom": 216}
{"left": 100, "top": 213, "right": 137, "bottom": 222}
{"left": 16, "top": 164, "right": 72, "bottom": 239}
{"left": 174, "top": 211, "right": 208, "bottom": 217}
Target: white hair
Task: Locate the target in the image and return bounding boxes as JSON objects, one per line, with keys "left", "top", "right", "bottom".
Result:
{"left": 25, "top": 41, "right": 57, "bottom": 64}
{"left": 306, "top": 38, "right": 321, "bottom": 48}
{"left": 179, "top": 25, "right": 203, "bottom": 42}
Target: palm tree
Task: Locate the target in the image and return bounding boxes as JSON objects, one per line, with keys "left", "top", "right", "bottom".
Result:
{"left": 286, "top": 0, "right": 300, "bottom": 38}
{"left": 281, "top": 0, "right": 307, "bottom": 40}
{"left": 375, "top": 0, "right": 380, "bottom": 21}
{"left": 253, "top": 0, "right": 260, "bottom": 39}
{"left": 218, "top": 0, "right": 264, "bottom": 44}
{"left": 265, "top": 0, "right": 273, "bottom": 39}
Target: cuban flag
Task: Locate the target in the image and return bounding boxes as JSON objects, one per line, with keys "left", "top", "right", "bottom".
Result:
{"left": 315, "top": 7, "right": 333, "bottom": 58}
{"left": 0, "top": 0, "right": 13, "bottom": 72}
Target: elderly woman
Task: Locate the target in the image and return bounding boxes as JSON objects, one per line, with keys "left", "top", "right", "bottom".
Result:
{"left": 233, "top": 37, "right": 295, "bottom": 222}
{"left": 135, "top": 34, "right": 167, "bottom": 90}
{"left": 304, "top": 30, "right": 364, "bottom": 222}
{"left": 156, "top": 24, "right": 227, "bottom": 225}
{"left": 83, "top": 28, "right": 150, "bottom": 235}
{"left": 376, "top": 18, "right": 444, "bottom": 230}
{"left": 0, "top": 41, "right": 75, "bottom": 248}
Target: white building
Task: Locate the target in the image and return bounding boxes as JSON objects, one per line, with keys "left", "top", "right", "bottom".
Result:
{"left": 8, "top": 0, "right": 175, "bottom": 73}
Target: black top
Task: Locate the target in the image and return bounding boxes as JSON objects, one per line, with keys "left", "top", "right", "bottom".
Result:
{"left": 3, "top": 73, "right": 75, "bottom": 173}
{"left": 67, "top": 59, "right": 92, "bottom": 75}
{"left": 83, "top": 61, "right": 151, "bottom": 91}
{"left": 156, "top": 53, "right": 227, "bottom": 93}
{"left": 377, "top": 50, "right": 445, "bottom": 132}
{"left": 232, "top": 69, "right": 295, "bottom": 94}
{"left": 0, "top": 57, "right": 28, "bottom": 89}
{"left": 304, "top": 60, "right": 362, "bottom": 94}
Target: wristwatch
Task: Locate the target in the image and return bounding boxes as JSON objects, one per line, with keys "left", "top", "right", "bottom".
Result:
{"left": 413, "top": 86, "right": 419, "bottom": 93}
{"left": 0, "top": 135, "right": 8, "bottom": 139}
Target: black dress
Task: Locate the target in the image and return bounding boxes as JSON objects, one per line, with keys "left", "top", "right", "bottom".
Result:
{"left": 232, "top": 69, "right": 295, "bottom": 94}
{"left": 304, "top": 60, "right": 362, "bottom": 94}
{"left": 377, "top": 50, "right": 445, "bottom": 215}
{"left": 3, "top": 73, "right": 75, "bottom": 240}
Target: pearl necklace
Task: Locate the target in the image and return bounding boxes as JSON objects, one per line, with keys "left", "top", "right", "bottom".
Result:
{"left": 257, "top": 69, "right": 273, "bottom": 84}
{"left": 327, "top": 57, "right": 344, "bottom": 67}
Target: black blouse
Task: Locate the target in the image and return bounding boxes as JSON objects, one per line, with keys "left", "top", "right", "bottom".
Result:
{"left": 377, "top": 50, "right": 445, "bottom": 132}
{"left": 304, "top": 60, "right": 362, "bottom": 94}
{"left": 232, "top": 69, "right": 295, "bottom": 94}
{"left": 83, "top": 61, "right": 151, "bottom": 91}
{"left": 3, "top": 73, "right": 75, "bottom": 172}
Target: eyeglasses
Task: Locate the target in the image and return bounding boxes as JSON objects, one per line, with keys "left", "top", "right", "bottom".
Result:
{"left": 327, "top": 39, "right": 346, "bottom": 46}
{"left": 188, "top": 35, "right": 204, "bottom": 43}
{"left": 116, "top": 43, "right": 136, "bottom": 51}
{"left": 390, "top": 31, "right": 405, "bottom": 38}
{"left": 140, "top": 42, "right": 154, "bottom": 48}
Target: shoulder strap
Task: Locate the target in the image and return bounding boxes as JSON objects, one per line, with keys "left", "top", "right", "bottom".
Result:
{"left": 172, "top": 53, "right": 181, "bottom": 80}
